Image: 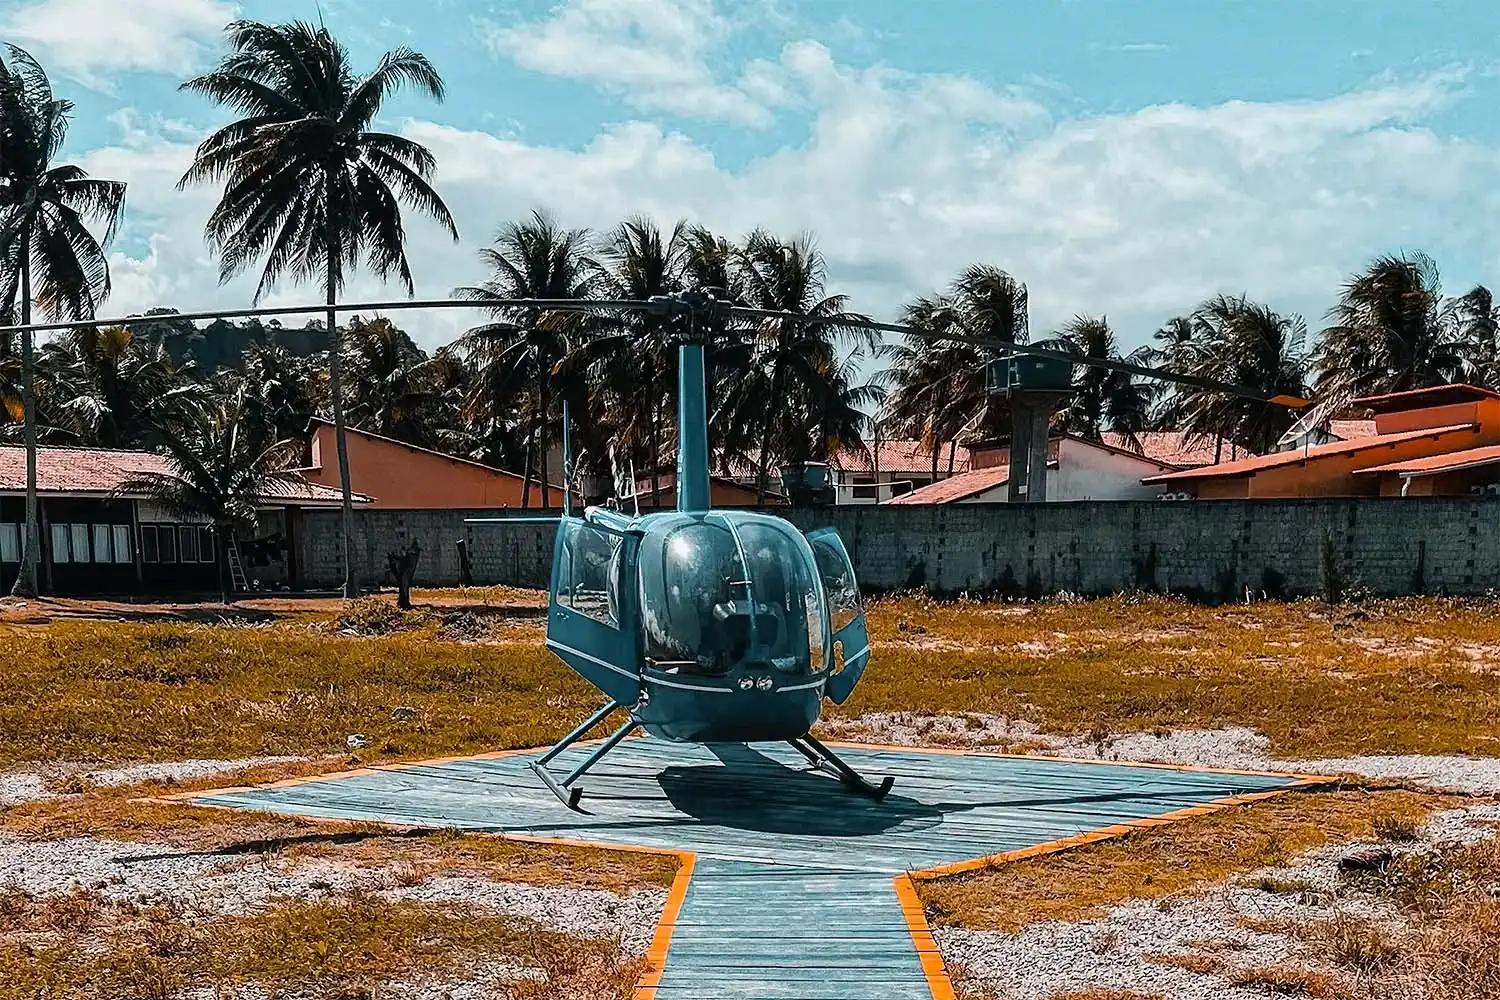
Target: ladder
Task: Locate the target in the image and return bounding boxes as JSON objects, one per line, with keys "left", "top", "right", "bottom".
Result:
{"left": 226, "top": 540, "right": 249, "bottom": 593}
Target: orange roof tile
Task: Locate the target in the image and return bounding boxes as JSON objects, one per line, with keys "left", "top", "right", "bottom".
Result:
{"left": 1096, "top": 432, "right": 1220, "bottom": 469}
{"left": 1328, "top": 419, "right": 1377, "bottom": 440}
{"left": 1356, "top": 443, "right": 1500, "bottom": 477}
{"left": 1352, "top": 383, "right": 1500, "bottom": 412}
{"left": 1143, "top": 423, "right": 1480, "bottom": 483}
{"left": 884, "top": 465, "right": 1014, "bottom": 504}
{"left": 0, "top": 445, "right": 367, "bottom": 506}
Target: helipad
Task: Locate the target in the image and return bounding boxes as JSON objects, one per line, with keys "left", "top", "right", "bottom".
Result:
{"left": 188, "top": 739, "right": 1314, "bottom": 999}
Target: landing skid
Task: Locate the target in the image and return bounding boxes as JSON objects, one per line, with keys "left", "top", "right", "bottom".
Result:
{"left": 788, "top": 735, "right": 895, "bottom": 800}
{"left": 529, "top": 700, "right": 637, "bottom": 811}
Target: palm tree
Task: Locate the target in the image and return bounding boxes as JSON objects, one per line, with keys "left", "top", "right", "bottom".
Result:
{"left": 883, "top": 265, "right": 1029, "bottom": 474}
{"left": 339, "top": 315, "right": 452, "bottom": 447}
{"left": 38, "top": 325, "right": 192, "bottom": 448}
{"left": 179, "top": 19, "right": 458, "bottom": 598}
{"left": 240, "top": 341, "right": 321, "bottom": 446}
{"left": 1170, "top": 295, "right": 1311, "bottom": 455}
{"left": 1444, "top": 284, "right": 1499, "bottom": 388}
{"left": 0, "top": 45, "right": 127, "bottom": 597}
{"left": 722, "top": 231, "right": 876, "bottom": 501}
{"left": 1313, "top": 252, "right": 1467, "bottom": 417}
{"left": 1052, "top": 315, "right": 1152, "bottom": 448}
{"left": 576, "top": 216, "right": 689, "bottom": 498}
{"left": 455, "top": 210, "right": 599, "bottom": 508}
{"left": 120, "top": 381, "right": 304, "bottom": 604}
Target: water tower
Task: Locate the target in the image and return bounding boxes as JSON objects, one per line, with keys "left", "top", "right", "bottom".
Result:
{"left": 987, "top": 354, "right": 1075, "bottom": 502}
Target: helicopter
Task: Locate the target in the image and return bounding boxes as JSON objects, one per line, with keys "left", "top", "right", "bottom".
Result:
{"left": 0, "top": 288, "right": 1308, "bottom": 812}
{"left": 469, "top": 289, "right": 1311, "bottom": 810}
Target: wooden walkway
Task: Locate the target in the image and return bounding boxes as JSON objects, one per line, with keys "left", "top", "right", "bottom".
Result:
{"left": 191, "top": 740, "right": 1307, "bottom": 999}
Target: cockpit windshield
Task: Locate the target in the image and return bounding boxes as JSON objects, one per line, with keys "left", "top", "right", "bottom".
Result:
{"left": 638, "top": 514, "right": 823, "bottom": 677}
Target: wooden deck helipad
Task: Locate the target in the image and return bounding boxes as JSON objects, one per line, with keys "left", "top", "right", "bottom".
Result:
{"left": 190, "top": 740, "right": 1310, "bottom": 999}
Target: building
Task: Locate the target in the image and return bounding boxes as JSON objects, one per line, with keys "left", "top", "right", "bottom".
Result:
{"left": 884, "top": 433, "right": 1207, "bottom": 504}
{"left": 1145, "top": 385, "right": 1500, "bottom": 499}
{"left": 725, "top": 440, "right": 971, "bottom": 504}
{"left": 633, "top": 472, "right": 787, "bottom": 508}
{"left": 301, "top": 418, "right": 548, "bottom": 509}
{"left": 0, "top": 445, "right": 357, "bottom": 595}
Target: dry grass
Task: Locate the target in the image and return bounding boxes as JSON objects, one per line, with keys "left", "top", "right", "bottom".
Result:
{"left": 841, "top": 592, "right": 1500, "bottom": 757}
{"left": 0, "top": 888, "right": 639, "bottom": 1000}
{"left": 919, "top": 787, "right": 1461, "bottom": 932}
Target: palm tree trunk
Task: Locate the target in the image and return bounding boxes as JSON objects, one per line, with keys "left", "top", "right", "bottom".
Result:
{"left": 947, "top": 439, "right": 958, "bottom": 475}
{"left": 520, "top": 424, "right": 533, "bottom": 510}
{"left": 538, "top": 372, "right": 551, "bottom": 509}
{"left": 216, "top": 527, "right": 233, "bottom": 606}
{"left": 11, "top": 238, "right": 38, "bottom": 599}
{"left": 648, "top": 372, "right": 661, "bottom": 504}
{"left": 324, "top": 180, "right": 357, "bottom": 599}
{"left": 754, "top": 365, "right": 782, "bottom": 507}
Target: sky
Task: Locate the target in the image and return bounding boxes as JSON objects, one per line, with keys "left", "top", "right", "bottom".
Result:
{"left": 5, "top": 0, "right": 1500, "bottom": 354}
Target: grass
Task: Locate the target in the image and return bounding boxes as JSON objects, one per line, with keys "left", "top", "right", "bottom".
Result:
{"left": 840, "top": 592, "right": 1500, "bottom": 757}
{"left": 919, "top": 787, "right": 1462, "bottom": 933}
{"left": 0, "top": 888, "right": 640, "bottom": 1000}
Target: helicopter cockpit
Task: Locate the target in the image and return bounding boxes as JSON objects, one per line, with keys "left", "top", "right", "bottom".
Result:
{"left": 637, "top": 511, "right": 825, "bottom": 679}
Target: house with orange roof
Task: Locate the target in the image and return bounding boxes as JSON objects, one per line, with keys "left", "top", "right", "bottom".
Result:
{"left": 1144, "top": 385, "right": 1500, "bottom": 499}
{"left": 885, "top": 434, "right": 1199, "bottom": 504}
{"left": 0, "top": 444, "right": 363, "bottom": 595}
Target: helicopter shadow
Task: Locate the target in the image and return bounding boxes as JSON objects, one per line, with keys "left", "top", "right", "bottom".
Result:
{"left": 656, "top": 743, "right": 943, "bottom": 837}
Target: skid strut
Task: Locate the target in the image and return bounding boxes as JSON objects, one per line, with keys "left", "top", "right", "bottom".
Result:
{"left": 529, "top": 701, "right": 636, "bottom": 810}
{"left": 788, "top": 734, "right": 895, "bottom": 800}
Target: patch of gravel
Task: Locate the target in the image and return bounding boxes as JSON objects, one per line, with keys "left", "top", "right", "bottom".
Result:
{"left": 84, "top": 756, "right": 308, "bottom": 788}
{"left": 0, "top": 756, "right": 310, "bottom": 810}
{"left": 0, "top": 833, "right": 664, "bottom": 951}
{"left": 829, "top": 713, "right": 1500, "bottom": 795}
{"left": 387, "top": 875, "right": 666, "bottom": 955}
{"left": 941, "top": 800, "right": 1500, "bottom": 1000}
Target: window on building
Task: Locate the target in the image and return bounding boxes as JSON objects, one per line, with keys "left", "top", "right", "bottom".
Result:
{"left": 159, "top": 525, "right": 177, "bottom": 563}
{"left": 140, "top": 525, "right": 159, "bottom": 563}
{"left": 112, "top": 524, "right": 132, "bottom": 564}
{"left": 0, "top": 524, "right": 18, "bottom": 563}
{"left": 178, "top": 526, "right": 198, "bottom": 563}
{"left": 70, "top": 524, "right": 89, "bottom": 563}
{"left": 92, "top": 524, "right": 111, "bottom": 563}
{"left": 197, "top": 526, "right": 215, "bottom": 563}
{"left": 51, "top": 523, "right": 71, "bottom": 564}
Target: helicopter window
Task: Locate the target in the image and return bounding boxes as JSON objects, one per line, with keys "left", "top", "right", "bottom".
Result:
{"left": 810, "top": 533, "right": 861, "bottom": 632}
{"left": 638, "top": 520, "right": 747, "bottom": 675}
{"left": 735, "top": 521, "right": 822, "bottom": 675}
{"left": 559, "top": 523, "right": 622, "bottom": 629}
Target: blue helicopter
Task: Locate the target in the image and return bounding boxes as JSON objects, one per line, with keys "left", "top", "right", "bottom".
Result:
{"left": 476, "top": 290, "right": 889, "bottom": 809}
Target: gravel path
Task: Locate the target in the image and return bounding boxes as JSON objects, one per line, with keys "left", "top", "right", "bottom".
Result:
{"left": 0, "top": 756, "right": 308, "bottom": 809}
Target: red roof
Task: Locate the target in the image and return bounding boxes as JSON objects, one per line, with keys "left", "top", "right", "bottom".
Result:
{"left": 1143, "top": 423, "right": 1479, "bottom": 483}
{"left": 836, "top": 440, "right": 970, "bottom": 475}
{"left": 1356, "top": 443, "right": 1500, "bottom": 477}
{"left": 0, "top": 445, "right": 365, "bottom": 506}
{"left": 1328, "top": 419, "right": 1377, "bottom": 440}
{"left": 1352, "top": 383, "right": 1500, "bottom": 413}
{"left": 1097, "top": 432, "right": 1219, "bottom": 469}
{"left": 884, "top": 465, "right": 1015, "bottom": 504}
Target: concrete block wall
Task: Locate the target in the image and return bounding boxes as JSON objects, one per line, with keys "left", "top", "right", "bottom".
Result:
{"left": 296, "top": 498, "right": 1500, "bottom": 600}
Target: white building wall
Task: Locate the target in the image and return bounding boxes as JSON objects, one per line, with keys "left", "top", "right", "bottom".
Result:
{"left": 1049, "top": 439, "right": 1169, "bottom": 500}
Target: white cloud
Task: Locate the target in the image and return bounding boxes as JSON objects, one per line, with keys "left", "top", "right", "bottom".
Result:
{"left": 2, "top": 0, "right": 234, "bottom": 88}
{"left": 479, "top": 0, "right": 773, "bottom": 125}
{"left": 74, "top": 68, "right": 1500, "bottom": 361}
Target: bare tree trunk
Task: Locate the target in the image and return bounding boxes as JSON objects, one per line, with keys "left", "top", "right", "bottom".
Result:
{"left": 11, "top": 238, "right": 38, "bottom": 599}
{"left": 324, "top": 179, "right": 357, "bottom": 599}
{"left": 947, "top": 439, "right": 958, "bottom": 475}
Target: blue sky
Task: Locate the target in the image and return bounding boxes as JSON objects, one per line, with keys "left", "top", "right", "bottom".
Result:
{"left": 5, "top": 0, "right": 1500, "bottom": 352}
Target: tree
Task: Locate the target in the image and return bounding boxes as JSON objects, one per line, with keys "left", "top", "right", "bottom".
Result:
{"left": 340, "top": 315, "right": 455, "bottom": 447}
{"left": 38, "top": 325, "right": 193, "bottom": 447}
{"left": 120, "top": 381, "right": 304, "bottom": 604}
{"left": 456, "top": 210, "right": 599, "bottom": 508}
{"left": 179, "top": 19, "right": 458, "bottom": 598}
{"left": 1165, "top": 295, "right": 1310, "bottom": 455}
{"left": 1052, "top": 315, "right": 1152, "bottom": 448}
{"left": 577, "top": 216, "right": 690, "bottom": 497}
{"left": 884, "top": 265, "right": 1029, "bottom": 474}
{"left": 238, "top": 341, "right": 321, "bottom": 447}
{"left": 1313, "top": 252, "right": 1467, "bottom": 416}
{"left": 0, "top": 45, "right": 126, "bottom": 597}
{"left": 722, "top": 231, "right": 876, "bottom": 500}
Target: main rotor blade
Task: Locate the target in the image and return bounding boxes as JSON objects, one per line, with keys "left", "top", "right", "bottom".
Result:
{"left": 727, "top": 305, "right": 1308, "bottom": 408}
{"left": 0, "top": 297, "right": 639, "bottom": 337}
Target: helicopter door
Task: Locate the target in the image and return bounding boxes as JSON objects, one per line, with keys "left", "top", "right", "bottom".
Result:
{"left": 548, "top": 519, "right": 639, "bottom": 706}
{"left": 807, "top": 528, "right": 868, "bottom": 704}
